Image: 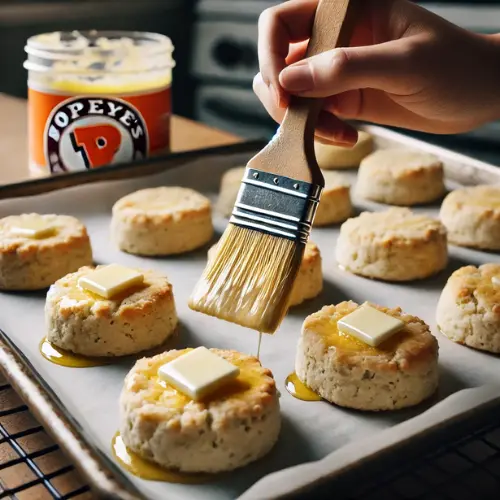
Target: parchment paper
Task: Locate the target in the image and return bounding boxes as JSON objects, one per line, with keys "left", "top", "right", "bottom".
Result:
{"left": 1, "top": 144, "right": 500, "bottom": 500}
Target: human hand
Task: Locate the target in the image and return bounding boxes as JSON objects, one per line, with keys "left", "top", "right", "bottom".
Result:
{"left": 254, "top": 0, "right": 500, "bottom": 145}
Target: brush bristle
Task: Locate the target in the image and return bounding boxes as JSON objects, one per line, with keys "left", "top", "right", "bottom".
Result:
{"left": 189, "top": 224, "right": 304, "bottom": 333}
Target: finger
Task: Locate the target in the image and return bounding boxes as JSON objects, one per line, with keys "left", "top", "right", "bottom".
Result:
{"left": 325, "top": 89, "right": 454, "bottom": 133}
{"left": 285, "top": 41, "right": 308, "bottom": 66}
{"left": 273, "top": 42, "right": 308, "bottom": 109}
{"left": 254, "top": 73, "right": 357, "bottom": 145}
{"left": 279, "top": 36, "right": 426, "bottom": 98}
{"left": 253, "top": 72, "right": 286, "bottom": 124}
{"left": 315, "top": 112, "right": 358, "bottom": 145}
{"left": 323, "top": 90, "right": 363, "bottom": 118}
{"left": 258, "top": 0, "right": 318, "bottom": 105}
{"left": 324, "top": 89, "right": 421, "bottom": 126}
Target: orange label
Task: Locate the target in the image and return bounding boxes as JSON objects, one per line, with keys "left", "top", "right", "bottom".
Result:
{"left": 28, "top": 87, "right": 171, "bottom": 173}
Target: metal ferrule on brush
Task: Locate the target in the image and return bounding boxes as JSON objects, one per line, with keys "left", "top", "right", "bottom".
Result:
{"left": 229, "top": 168, "right": 322, "bottom": 244}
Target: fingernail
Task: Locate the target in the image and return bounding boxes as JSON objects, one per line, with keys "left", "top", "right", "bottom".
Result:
{"left": 280, "top": 62, "right": 314, "bottom": 92}
{"left": 269, "top": 83, "right": 282, "bottom": 108}
{"left": 342, "top": 130, "right": 358, "bottom": 145}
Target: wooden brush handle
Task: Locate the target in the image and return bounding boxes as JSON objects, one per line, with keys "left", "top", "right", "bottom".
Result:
{"left": 276, "top": 0, "right": 357, "bottom": 182}
{"left": 305, "top": 0, "right": 356, "bottom": 60}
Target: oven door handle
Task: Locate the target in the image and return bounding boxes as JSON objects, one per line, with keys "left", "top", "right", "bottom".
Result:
{"left": 204, "top": 97, "right": 275, "bottom": 128}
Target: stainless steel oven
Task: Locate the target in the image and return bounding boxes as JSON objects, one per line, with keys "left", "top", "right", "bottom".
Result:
{"left": 191, "top": 0, "right": 279, "bottom": 138}
{"left": 191, "top": 1, "right": 500, "bottom": 162}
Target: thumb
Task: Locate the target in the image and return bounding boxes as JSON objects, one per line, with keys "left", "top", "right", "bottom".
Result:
{"left": 279, "top": 37, "right": 423, "bottom": 98}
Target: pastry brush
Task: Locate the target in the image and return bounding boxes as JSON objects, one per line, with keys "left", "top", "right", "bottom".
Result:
{"left": 189, "top": 0, "right": 357, "bottom": 333}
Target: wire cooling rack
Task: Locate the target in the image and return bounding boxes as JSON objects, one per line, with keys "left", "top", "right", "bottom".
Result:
{"left": 1, "top": 366, "right": 499, "bottom": 500}
{"left": 342, "top": 424, "right": 500, "bottom": 500}
{"left": 0, "top": 371, "right": 91, "bottom": 500}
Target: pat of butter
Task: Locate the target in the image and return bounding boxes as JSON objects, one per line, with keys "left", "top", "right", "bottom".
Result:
{"left": 158, "top": 347, "right": 240, "bottom": 401}
{"left": 78, "top": 264, "right": 144, "bottom": 299}
{"left": 337, "top": 305, "right": 404, "bottom": 347}
{"left": 10, "top": 217, "right": 55, "bottom": 239}
{"left": 492, "top": 277, "right": 500, "bottom": 286}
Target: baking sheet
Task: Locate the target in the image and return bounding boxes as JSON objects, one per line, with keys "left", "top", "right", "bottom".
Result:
{"left": 1, "top": 129, "right": 500, "bottom": 500}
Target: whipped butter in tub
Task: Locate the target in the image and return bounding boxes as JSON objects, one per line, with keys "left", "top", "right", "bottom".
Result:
{"left": 24, "top": 30, "right": 175, "bottom": 176}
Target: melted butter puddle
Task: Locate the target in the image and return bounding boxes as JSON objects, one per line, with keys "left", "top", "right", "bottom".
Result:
{"left": 285, "top": 372, "right": 321, "bottom": 402}
{"left": 39, "top": 337, "right": 111, "bottom": 368}
{"left": 112, "top": 433, "right": 211, "bottom": 483}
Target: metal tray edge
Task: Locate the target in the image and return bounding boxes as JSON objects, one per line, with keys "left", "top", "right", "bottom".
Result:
{"left": 0, "top": 330, "right": 142, "bottom": 500}
{"left": 0, "top": 140, "right": 266, "bottom": 201}
{"left": 1, "top": 127, "right": 499, "bottom": 499}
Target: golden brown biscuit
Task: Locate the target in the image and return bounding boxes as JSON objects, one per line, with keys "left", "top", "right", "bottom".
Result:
{"left": 120, "top": 348, "right": 280, "bottom": 472}
{"left": 356, "top": 149, "right": 445, "bottom": 205}
{"left": 0, "top": 213, "right": 92, "bottom": 290}
{"left": 314, "top": 131, "right": 373, "bottom": 169}
{"left": 45, "top": 265, "right": 177, "bottom": 356}
{"left": 216, "top": 167, "right": 245, "bottom": 217}
{"left": 314, "top": 171, "right": 352, "bottom": 226}
{"left": 288, "top": 241, "right": 323, "bottom": 306}
{"left": 111, "top": 187, "right": 213, "bottom": 255}
{"left": 295, "top": 301, "right": 439, "bottom": 410}
{"left": 336, "top": 208, "right": 448, "bottom": 281}
{"left": 437, "top": 264, "right": 500, "bottom": 353}
{"left": 439, "top": 185, "right": 500, "bottom": 250}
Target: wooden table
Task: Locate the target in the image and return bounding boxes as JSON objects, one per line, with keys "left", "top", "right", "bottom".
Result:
{"left": 0, "top": 93, "right": 240, "bottom": 498}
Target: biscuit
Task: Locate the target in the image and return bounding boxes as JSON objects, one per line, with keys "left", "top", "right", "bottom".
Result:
{"left": 314, "top": 171, "right": 352, "bottom": 226}
{"left": 120, "top": 348, "right": 281, "bottom": 473}
{"left": 439, "top": 185, "right": 500, "bottom": 250}
{"left": 45, "top": 266, "right": 177, "bottom": 357}
{"left": 356, "top": 149, "right": 445, "bottom": 205}
{"left": 314, "top": 130, "right": 373, "bottom": 169}
{"left": 0, "top": 213, "right": 92, "bottom": 291}
{"left": 336, "top": 208, "right": 448, "bottom": 281}
{"left": 216, "top": 167, "right": 245, "bottom": 217}
{"left": 208, "top": 240, "right": 323, "bottom": 307}
{"left": 437, "top": 264, "right": 500, "bottom": 353}
{"left": 289, "top": 241, "right": 323, "bottom": 306}
{"left": 295, "top": 301, "right": 439, "bottom": 411}
{"left": 111, "top": 187, "right": 214, "bottom": 255}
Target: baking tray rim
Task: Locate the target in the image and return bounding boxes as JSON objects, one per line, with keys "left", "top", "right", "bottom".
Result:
{"left": 0, "top": 131, "right": 499, "bottom": 499}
